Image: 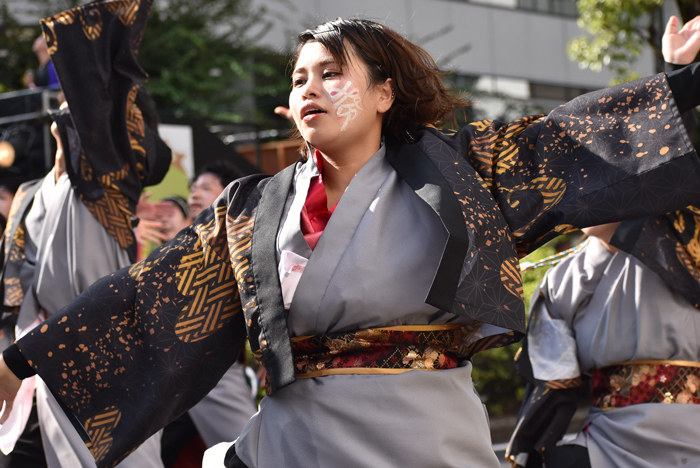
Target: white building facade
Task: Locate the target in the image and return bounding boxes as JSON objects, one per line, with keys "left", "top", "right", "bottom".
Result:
{"left": 247, "top": 0, "right": 665, "bottom": 116}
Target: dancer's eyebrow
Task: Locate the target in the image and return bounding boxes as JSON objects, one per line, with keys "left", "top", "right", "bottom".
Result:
{"left": 293, "top": 59, "right": 338, "bottom": 76}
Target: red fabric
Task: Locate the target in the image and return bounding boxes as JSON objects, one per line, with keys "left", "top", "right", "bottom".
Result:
{"left": 301, "top": 151, "right": 338, "bottom": 250}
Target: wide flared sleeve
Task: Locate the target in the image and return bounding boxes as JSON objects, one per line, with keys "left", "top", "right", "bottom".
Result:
{"left": 448, "top": 70, "right": 700, "bottom": 257}
{"left": 42, "top": 0, "right": 171, "bottom": 259}
{"left": 414, "top": 69, "right": 700, "bottom": 338}
{"left": 605, "top": 63, "right": 700, "bottom": 311}
{"left": 9, "top": 175, "right": 267, "bottom": 468}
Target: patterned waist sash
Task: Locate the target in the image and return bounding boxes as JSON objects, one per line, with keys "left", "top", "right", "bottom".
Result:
{"left": 291, "top": 325, "right": 464, "bottom": 378}
{"left": 591, "top": 360, "right": 700, "bottom": 410}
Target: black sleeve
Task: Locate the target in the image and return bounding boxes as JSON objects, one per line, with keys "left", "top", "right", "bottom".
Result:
{"left": 2, "top": 344, "right": 35, "bottom": 379}
{"left": 15, "top": 179, "right": 254, "bottom": 468}
{"left": 505, "top": 334, "right": 585, "bottom": 467}
{"left": 665, "top": 61, "right": 699, "bottom": 135}
{"left": 665, "top": 62, "right": 687, "bottom": 73}
{"left": 666, "top": 62, "right": 700, "bottom": 114}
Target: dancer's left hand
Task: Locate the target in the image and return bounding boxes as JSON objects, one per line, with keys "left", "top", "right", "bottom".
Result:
{"left": 663, "top": 15, "right": 700, "bottom": 65}
{"left": 0, "top": 356, "right": 21, "bottom": 425}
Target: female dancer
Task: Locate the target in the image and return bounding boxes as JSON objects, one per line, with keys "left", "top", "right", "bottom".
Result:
{"left": 2, "top": 4, "right": 700, "bottom": 468}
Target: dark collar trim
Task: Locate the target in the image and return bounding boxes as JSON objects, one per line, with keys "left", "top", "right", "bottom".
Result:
{"left": 251, "top": 164, "right": 297, "bottom": 392}
{"left": 386, "top": 139, "right": 469, "bottom": 312}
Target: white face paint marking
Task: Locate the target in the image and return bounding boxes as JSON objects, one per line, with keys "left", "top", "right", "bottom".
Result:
{"left": 330, "top": 81, "right": 363, "bottom": 131}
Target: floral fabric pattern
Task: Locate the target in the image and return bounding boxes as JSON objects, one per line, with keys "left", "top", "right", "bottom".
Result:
{"left": 291, "top": 326, "right": 463, "bottom": 377}
{"left": 592, "top": 362, "right": 700, "bottom": 409}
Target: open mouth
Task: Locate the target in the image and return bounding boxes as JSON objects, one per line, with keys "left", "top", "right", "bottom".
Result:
{"left": 302, "top": 106, "right": 326, "bottom": 120}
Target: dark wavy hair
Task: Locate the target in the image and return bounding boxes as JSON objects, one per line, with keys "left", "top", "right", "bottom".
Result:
{"left": 195, "top": 159, "right": 246, "bottom": 188}
{"left": 294, "top": 18, "right": 469, "bottom": 143}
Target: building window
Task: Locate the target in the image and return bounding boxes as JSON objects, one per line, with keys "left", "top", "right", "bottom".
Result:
{"left": 517, "top": 0, "right": 578, "bottom": 17}
{"left": 529, "top": 81, "right": 597, "bottom": 102}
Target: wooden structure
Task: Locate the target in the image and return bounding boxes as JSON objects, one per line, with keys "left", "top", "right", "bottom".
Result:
{"left": 236, "top": 138, "right": 304, "bottom": 175}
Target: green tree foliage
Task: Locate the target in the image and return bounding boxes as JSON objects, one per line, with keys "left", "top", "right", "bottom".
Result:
{"left": 568, "top": 0, "right": 700, "bottom": 84}
{"left": 568, "top": 0, "right": 665, "bottom": 84}
{"left": 138, "top": 0, "right": 289, "bottom": 124}
{"left": 5, "top": 0, "right": 291, "bottom": 126}
{"left": 0, "top": 2, "right": 42, "bottom": 92}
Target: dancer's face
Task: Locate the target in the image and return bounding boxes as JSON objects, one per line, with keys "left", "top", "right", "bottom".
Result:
{"left": 188, "top": 173, "right": 224, "bottom": 219}
{"left": 157, "top": 201, "right": 191, "bottom": 241}
{"left": 290, "top": 41, "right": 392, "bottom": 155}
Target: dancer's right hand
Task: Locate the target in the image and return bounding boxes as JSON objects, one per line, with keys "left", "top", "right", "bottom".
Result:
{"left": 0, "top": 355, "right": 21, "bottom": 424}
{"left": 274, "top": 106, "right": 294, "bottom": 122}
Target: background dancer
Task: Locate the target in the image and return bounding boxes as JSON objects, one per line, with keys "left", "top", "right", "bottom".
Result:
{"left": 0, "top": 0, "right": 171, "bottom": 466}
{"left": 506, "top": 17, "right": 700, "bottom": 468}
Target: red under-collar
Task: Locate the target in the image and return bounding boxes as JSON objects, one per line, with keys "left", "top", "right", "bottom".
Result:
{"left": 300, "top": 150, "right": 337, "bottom": 250}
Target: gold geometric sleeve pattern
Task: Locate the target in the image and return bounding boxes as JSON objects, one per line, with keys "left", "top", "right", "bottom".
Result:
{"left": 104, "top": 0, "right": 139, "bottom": 26}
{"left": 40, "top": 0, "right": 160, "bottom": 252}
{"left": 500, "top": 257, "right": 524, "bottom": 301}
{"left": 79, "top": 179, "right": 134, "bottom": 250}
{"left": 84, "top": 407, "right": 122, "bottom": 464}
{"left": 3, "top": 182, "right": 34, "bottom": 308}
{"left": 503, "top": 175, "right": 567, "bottom": 240}
{"left": 80, "top": 7, "right": 102, "bottom": 40}
{"left": 4, "top": 277, "right": 24, "bottom": 308}
{"left": 71, "top": 83, "right": 150, "bottom": 250}
{"left": 174, "top": 206, "right": 240, "bottom": 343}
{"left": 676, "top": 241, "right": 700, "bottom": 285}
{"left": 3, "top": 185, "right": 29, "bottom": 248}
{"left": 41, "top": 2, "right": 110, "bottom": 52}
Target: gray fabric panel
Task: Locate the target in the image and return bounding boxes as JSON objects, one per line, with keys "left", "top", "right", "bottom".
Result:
{"left": 286, "top": 146, "right": 392, "bottom": 328}
{"left": 571, "top": 242, "right": 700, "bottom": 368}
{"left": 235, "top": 364, "right": 500, "bottom": 468}
{"left": 582, "top": 405, "right": 700, "bottom": 468}
{"left": 528, "top": 293, "right": 581, "bottom": 381}
{"left": 14, "top": 175, "right": 50, "bottom": 332}
{"left": 286, "top": 146, "right": 456, "bottom": 335}
{"left": 33, "top": 173, "right": 130, "bottom": 317}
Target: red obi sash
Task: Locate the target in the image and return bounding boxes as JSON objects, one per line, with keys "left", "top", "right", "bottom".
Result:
{"left": 591, "top": 360, "right": 700, "bottom": 410}
{"left": 291, "top": 325, "right": 463, "bottom": 378}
